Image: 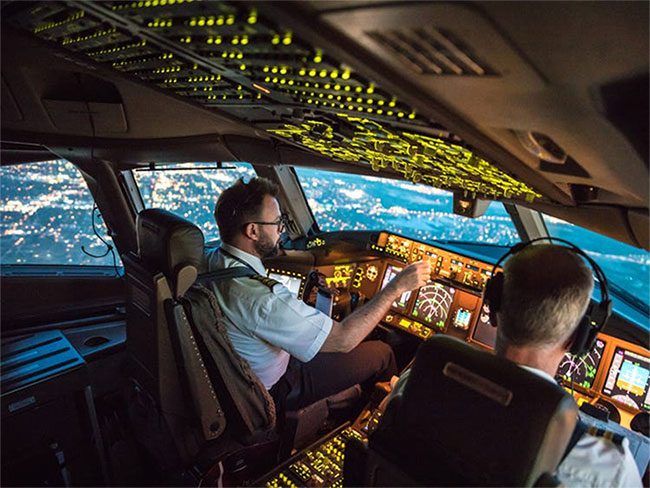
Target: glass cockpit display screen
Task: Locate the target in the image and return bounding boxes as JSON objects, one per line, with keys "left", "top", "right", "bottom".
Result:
{"left": 411, "top": 282, "right": 456, "bottom": 330}
{"left": 557, "top": 338, "right": 606, "bottom": 390}
{"left": 602, "top": 348, "right": 650, "bottom": 412}
{"left": 268, "top": 272, "right": 302, "bottom": 298}
{"left": 381, "top": 264, "right": 411, "bottom": 312}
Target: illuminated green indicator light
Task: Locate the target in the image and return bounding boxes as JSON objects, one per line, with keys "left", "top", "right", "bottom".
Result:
{"left": 248, "top": 9, "right": 258, "bottom": 24}
{"left": 267, "top": 114, "right": 539, "bottom": 200}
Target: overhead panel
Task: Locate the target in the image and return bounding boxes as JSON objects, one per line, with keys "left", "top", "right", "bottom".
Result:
{"left": 3, "top": 0, "right": 542, "bottom": 203}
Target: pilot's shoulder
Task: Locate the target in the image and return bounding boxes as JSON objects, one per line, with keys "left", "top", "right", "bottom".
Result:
{"left": 585, "top": 426, "right": 626, "bottom": 449}
{"left": 248, "top": 275, "right": 281, "bottom": 291}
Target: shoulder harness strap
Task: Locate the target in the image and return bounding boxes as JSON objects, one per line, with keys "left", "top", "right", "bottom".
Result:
{"left": 197, "top": 267, "right": 256, "bottom": 285}
{"left": 561, "top": 419, "right": 589, "bottom": 462}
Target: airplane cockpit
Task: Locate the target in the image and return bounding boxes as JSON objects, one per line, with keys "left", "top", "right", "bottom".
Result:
{"left": 1, "top": 1, "right": 648, "bottom": 486}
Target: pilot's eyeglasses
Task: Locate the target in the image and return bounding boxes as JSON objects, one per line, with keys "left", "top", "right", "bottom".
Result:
{"left": 247, "top": 215, "right": 288, "bottom": 232}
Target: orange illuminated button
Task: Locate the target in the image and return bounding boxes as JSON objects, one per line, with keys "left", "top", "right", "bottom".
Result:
{"left": 398, "top": 318, "right": 412, "bottom": 330}
{"left": 420, "top": 327, "right": 433, "bottom": 339}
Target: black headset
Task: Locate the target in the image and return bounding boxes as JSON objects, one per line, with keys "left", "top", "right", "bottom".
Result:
{"left": 483, "top": 237, "right": 612, "bottom": 356}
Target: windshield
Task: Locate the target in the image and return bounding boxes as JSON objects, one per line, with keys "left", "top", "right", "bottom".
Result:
{"left": 543, "top": 215, "right": 650, "bottom": 310}
{"left": 295, "top": 167, "right": 519, "bottom": 246}
{"left": 133, "top": 162, "right": 257, "bottom": 243}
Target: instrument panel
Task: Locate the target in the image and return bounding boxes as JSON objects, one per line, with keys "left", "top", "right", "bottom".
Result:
{"left": 371, "top": 232, "right": 495, "bottom": 290}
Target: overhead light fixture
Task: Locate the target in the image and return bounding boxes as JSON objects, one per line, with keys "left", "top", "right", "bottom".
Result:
{"left": 515, "top": 131, "right": 567, "bottom": 164}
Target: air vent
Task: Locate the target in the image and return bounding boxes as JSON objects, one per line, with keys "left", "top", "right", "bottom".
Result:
{"left": 368, "top": 27, "right": 497, "bottom": 77}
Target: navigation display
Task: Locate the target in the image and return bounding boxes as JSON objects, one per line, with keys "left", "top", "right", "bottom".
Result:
{"left": 411, "top": 282, "right": 456, "bottom": 331}
{"left": 557, "top": 338, "right": 606, "bottom": 390}
{"left": 269, "top": 273, "right": 302, "bottom": 298}
{"left": 602, "top": 348, "right": 650, "bottom": 412}
{"left": 381, "top": 264, "right": 412, "bottom": 312}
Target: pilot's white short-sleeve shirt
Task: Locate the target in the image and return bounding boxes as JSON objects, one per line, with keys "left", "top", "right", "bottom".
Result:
{"left": 206, "top": 243, "right": 332, "bottom": 389}
{"left": 521, "top": 366, "right": 643, "bottom": 488}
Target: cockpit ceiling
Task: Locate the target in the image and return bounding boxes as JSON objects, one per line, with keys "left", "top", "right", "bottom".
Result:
{"left": 2, "top": 0, "right": 543, "bottom": 203}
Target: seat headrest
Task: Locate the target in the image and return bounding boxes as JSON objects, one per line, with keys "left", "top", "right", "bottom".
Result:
{"left": 137, "top": 209, "right": 204, "bottom": 296}
{"left": 371, "top": 336, "right": 578, "bottom": 487}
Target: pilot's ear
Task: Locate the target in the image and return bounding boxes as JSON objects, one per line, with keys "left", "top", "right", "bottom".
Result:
{"left": 242, "top": 222, "right": 259, "bottom": 241}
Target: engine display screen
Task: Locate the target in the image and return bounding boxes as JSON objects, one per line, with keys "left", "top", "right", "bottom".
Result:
{"left": 602, "top": 348, "right": 650, "bottom": 412}
{"left": 381, "top": 264, "right": 412, "bottom": 312}
{"left": 411, "top": 282, "right": 456, "bottom": 331}
{"left": 471, "top": 303, "right": 496, "bottom": 348}
{"left": 557, "top": 338, "right": 607, "bottom": 390}
{"left": 452, "top": 307, "right": 473, "bottom": 330}
{"left": 268, "top": 273, "right": 302, "bottom": 298}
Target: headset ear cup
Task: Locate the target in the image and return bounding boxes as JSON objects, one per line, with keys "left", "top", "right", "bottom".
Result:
{"left": 569, "top": 315, "right": 593, "bottom": 356}
{"left": 484, "top": 272, "right": 504, "bottom": 313}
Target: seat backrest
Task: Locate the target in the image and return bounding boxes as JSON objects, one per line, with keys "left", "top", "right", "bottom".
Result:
{"left": 125, "top": 209, "right": 275, "bottom": 445}
{"left": 363, "top": 336, "right": 578, "bottom": 487}
{"left": 123, "top": 208, "right": 223, "bottom": 461}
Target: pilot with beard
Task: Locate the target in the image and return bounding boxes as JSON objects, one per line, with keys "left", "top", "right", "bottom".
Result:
{"left": 207, "top": 177, "right": 430, "bottom": 418}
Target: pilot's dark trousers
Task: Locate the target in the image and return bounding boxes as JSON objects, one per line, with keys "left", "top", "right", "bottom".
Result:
{"left": 269, "top": 340, "right": 397, "bottom": 416}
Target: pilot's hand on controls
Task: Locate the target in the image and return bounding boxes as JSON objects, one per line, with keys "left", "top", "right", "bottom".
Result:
{"left": 391, "top": 261, "right": 431, "bottom": 294}
{"left": 317, "top": 272, "right": 341, "bottom": 296}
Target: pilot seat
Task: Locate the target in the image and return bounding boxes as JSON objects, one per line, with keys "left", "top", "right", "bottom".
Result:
{"left": 123, "top": 208, "right": 358, "bottom": 485}
{"left": 344, "top": 335, "right": 580, "bottom": 487}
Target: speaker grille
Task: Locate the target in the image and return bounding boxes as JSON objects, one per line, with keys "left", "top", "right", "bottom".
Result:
{"left": 368, "top": 27, "right": 497, "bottom": 77}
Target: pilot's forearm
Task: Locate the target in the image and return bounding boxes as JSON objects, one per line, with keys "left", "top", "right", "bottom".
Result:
{"left": 320, "top": 282, "right": 401, "bottom": 353}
